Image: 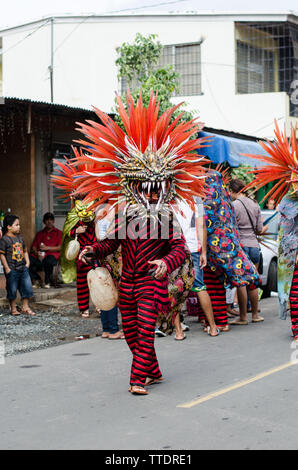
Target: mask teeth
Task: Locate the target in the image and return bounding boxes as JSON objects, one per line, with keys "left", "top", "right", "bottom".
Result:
{"left": 155, "top": 191, "right": 163, "bottom": 212}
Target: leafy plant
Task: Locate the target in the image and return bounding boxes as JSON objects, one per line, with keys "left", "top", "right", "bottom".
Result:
{"left": 230, "top": 165, "right": 255, "bottom": 185}
{"left": 114, "top": 33, "right": 194, "bottom": 126}
{"left": 116, "top": 33, "right": 163, "bottom": 86}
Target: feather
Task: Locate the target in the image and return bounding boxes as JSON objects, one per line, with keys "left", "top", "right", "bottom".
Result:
{"left": 52, "top": 91, "right": 210, "bottom": 214}
{"left": 244, "top": 120, "right": 298, "bottom": 204}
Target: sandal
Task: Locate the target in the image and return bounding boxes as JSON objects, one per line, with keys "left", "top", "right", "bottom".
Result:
{"left": 174, "top": 333, "right": 186, "bottom": 341}
{"left": 108, "top": 331, "right": 125, "bottom": 340}
{"left": 10, "top": 309, "right": 20, "bottom": 316}
{"left": 145, "top": 377, "right": 164, "bottom": 386}
{"left": 227, "top": 308, "right": 239, "bottom": 317}
{"left": 252, "top": 316, "right": 264, "bottom": 323}
{"left": 128, "top": 386, "right": 148, "bottom": 395}
{"left": 218, "top": 325, "right": 230, "bottom": 332}
{"left": 21, "top": 308, "right": 36, "bottom": 316}
{"left": 207, "top": 326, "right": 220, "bottom": 337}
{"left": 81, "top": 310, "right": 90, "bottom": 318}
{"left": 230, "top": 318, "right": 248, "bottom": 325}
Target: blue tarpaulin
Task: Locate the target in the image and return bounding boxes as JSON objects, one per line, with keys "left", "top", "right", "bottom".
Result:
{"left": 197, "top": 131, "right": 269, "bottom": 167}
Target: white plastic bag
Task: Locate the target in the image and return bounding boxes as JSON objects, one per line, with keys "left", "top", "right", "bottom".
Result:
{"left": 65, "top": 236, "right": 80, "bottom": 260}
{"left": 87, "top": 267, "right": 118, "bottom": 310}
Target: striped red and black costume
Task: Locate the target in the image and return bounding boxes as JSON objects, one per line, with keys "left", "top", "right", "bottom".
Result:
{"left": 197, "top": 267, "right": 228, "bottom": 329}
{"left": 70, "top": 220, "right": 99, "bottom": 312}
{"left": 290, "top": 264, "right": 298, "bottom": 338}
{"left": 91, "top": 215, "right": 187, "bottom": 387}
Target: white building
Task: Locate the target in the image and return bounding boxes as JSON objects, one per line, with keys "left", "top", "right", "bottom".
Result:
{"left": 0, "top": 11, "right": 297, "bottom": 138}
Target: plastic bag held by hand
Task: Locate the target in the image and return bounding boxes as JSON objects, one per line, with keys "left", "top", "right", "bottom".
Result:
{"left": 87, "top": 267, "right": 118, "bottom": 310}
{"left": 65, "top": 236, "right": 80, "bottom": 260}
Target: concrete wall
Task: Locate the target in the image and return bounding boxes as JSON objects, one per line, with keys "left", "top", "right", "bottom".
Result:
{"left": 2, "top": 15, "right": 297, "bottom": 139}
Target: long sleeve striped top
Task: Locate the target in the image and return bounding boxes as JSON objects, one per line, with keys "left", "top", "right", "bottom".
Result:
{"left": 92, "top": 214, "right": 187, "bottom": 278}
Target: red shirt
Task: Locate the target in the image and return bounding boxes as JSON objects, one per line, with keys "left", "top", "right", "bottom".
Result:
{"left": 31, "top": 227, "right": 62, "bottom": 260}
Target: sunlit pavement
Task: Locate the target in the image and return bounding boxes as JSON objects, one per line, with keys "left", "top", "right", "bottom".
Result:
{"left": 1, "top": 296, "right": 297, "bottom": 450}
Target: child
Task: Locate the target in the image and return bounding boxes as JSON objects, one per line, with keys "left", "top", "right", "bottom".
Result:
{"left": 0, "top": 215, "right": 35, "bottom": 316}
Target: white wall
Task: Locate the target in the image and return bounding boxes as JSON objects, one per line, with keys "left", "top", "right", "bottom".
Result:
{"left": 3, "top": 22, "right": 53, "bottom": 103}
{"left": 1, "top": 16, "right": 295, "bottom": 138}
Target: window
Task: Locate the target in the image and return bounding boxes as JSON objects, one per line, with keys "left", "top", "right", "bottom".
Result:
{"left": 237, "top": 41, "right": 275, "bottom": 93}
{"left": 158, "top": 43, "right": 201, "bottom": 96}
{"left": 236, "top": 24, "right": 278, "bottom": 94}
{"left": 120, "top": 42, "right": 202, "bottom": 97}
{"left": 51, "top": 143, "right": 72, "bottom": 217}
{"left": 235, "top": 21, "right": 298, "bottom": 118}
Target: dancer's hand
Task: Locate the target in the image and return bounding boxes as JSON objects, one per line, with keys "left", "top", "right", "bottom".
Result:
{"left": 148, "top": 259, "right": 168, "bottom": 279}
{"left": 76, "top": 225, "right": 87, "bottom": 234}
{"left": 199, "top": 252, "right": 207, "bottom": 268}
{"left": 79, "top": 246, "right": 94, "bottom": 263}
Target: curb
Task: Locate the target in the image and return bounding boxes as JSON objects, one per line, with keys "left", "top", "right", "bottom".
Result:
{"left": 0, "top": 287, "right": 76, "bottom": 308}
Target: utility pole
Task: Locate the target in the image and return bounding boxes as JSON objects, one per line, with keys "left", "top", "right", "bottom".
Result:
{"left": 50, "top": 17, "right": 54, "bottom": 103}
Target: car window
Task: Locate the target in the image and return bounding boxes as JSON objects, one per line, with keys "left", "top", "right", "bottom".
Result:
{"left": 261, "top": 210, "right": 278, "bottom": 241}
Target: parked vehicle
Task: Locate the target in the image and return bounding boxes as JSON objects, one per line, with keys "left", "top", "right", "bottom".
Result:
{"left": 260, "top": 209, "right": 278, "bottom": 297}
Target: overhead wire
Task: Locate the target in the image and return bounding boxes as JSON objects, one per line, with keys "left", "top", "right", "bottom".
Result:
{"left": 250, "top": 116, "right": 285, "bottom": 135}
{"left": 0, "top": 0, "right": 190, "bottom": 56}
{"left": 0, "top": 18, "right": 51, "bottom": 56}
{"left": 54, "top": 0, "right": 190, "bottom": 53}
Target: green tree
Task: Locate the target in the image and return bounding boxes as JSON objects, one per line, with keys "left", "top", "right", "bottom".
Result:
{"left": 230, "top": 165, "right": 255, "bottom": 186}
{"left": 116, "top": 33, "right": 163, "bottom": 86}
{"left": 115, "top": 33, "right": 194, "bottom": 124}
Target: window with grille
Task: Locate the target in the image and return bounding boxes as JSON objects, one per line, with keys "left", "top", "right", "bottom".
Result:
{"left": 235, "top": 22, "right": 298, "bottom": 118}
{"left": 159, "top": 43, "right": 201, "bottom": 96}
{"left": 237, "top": 40, "right": 275, "bottom": 93}
{"left": 120, "top": 42, "right": 201, "bottom": 97}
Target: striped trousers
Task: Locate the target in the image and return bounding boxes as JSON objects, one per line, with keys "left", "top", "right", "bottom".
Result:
{"left": 119, "top": 275, "right": 162, "bottom": 387}
{"left": 290, "top": 264, "right": 298, "bottom": 338}
{"left": 197, "top": 266, "right": 228, "bottom": 328}
{"left": 76, "top": 265, "right": 92, "bottom": 312}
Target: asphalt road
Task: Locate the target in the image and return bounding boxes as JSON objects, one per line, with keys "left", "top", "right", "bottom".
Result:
{"left": 1, "top": 296, "right": 298, "bottom": 450}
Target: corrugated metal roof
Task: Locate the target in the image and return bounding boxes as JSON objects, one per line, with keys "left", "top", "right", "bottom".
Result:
{"left": 2, "top": 96, "right": 95, "bottom": 113}
{"left": 2, "top": 97, "right": 266, "bottom": 142}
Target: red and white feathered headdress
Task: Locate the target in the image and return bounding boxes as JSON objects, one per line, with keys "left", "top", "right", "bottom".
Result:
{"left": 245, "top": 120, "right": 298, "bottom": 204}
{"left": 52, "top": 92, "right": 211, "bottom": 216}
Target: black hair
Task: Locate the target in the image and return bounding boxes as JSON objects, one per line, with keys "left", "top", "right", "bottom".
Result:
{"left": 43, "top": 212, "right": 55, "bottom": 224}
{"left": 229, "top": 178, "right": 246, "bottom": 194}
{"left": 2, "top": 214, "right": 19, "bottom": 235}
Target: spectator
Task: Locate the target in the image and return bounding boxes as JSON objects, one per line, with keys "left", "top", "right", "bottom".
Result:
{"left": 95, "top": 210, "right": 124, "bottom": 339}
{"left": 29, "top": 212, "right": 62, "bottom": 288}
{"left": 154, "top": 251, "right": 194, "bottom": 341}
{"left": 0, "top": 215, "right": 35, "bottom": 315}
{"left": 226, "top": 287, "right": 238, "bottom": 317}
{"left": 229, "top": 178, "right": 264, "bottom": 324}
{"left": 266, "top": 199, "right": 276, "bottom": 210}
{"left": 177, "top": 198, "right": 219, "bottom": 337}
